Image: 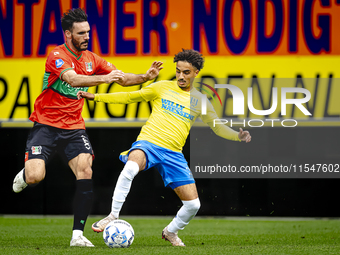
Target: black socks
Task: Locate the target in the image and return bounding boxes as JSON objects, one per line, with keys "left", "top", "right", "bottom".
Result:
{"left": 73, "top": 179, "right": 93, "bottom": 231}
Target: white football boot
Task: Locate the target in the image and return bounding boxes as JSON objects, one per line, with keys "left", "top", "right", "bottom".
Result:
{"left": 92, "top": 213, "right": 116, "bottom": 232}
{"left": 162, "top": 226, "right": 186, "bottom": 246}
{"left": 70, "top": 235, "right": 94, "bottom": 247}
{"left": 13, "top": 168, "right": 28, "bottom": 193}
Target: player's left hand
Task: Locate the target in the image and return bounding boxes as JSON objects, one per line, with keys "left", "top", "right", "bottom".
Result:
{"left": 238, "top": 128, "right": 251, "bottom": 143}
{"left": 145, "top": 61, "right": 164, "bottom": 80}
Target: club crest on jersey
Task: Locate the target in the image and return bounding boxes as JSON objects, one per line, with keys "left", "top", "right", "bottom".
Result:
{"left": 31, "top": 146, "right": 42, "bottom": 155}
{"left": 85, "top": 62, "right": 93, "bottom": 72}
{"left": 190, "top": 97, "right": 198, "bottom": 108}
{"left": 55, "top": 59, "right": 64, "bottom": 68}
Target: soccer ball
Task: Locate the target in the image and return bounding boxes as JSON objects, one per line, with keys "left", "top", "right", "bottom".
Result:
{"left": 103, "top": 219, "right": 134, "bottom": 248}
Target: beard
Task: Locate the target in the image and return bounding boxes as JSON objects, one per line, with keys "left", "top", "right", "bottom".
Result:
{"left": 72, "top": 37, "right": 88, "bottom": 52}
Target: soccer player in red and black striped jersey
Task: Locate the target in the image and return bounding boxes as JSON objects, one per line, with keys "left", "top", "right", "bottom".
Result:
{"left": 12, "top": 8, "right": 163, "bottom": 247}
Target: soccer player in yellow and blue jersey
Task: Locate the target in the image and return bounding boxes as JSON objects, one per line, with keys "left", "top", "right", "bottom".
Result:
{"left": 78, "top": 49, "right": 251, "bottom": 246}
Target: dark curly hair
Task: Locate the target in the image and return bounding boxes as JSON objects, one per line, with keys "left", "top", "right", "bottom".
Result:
{"left": 61, "top": 8, "right": 88, "bottom": 32}
{"left": 174, "top": 49, "right": 205, "bottom": 71}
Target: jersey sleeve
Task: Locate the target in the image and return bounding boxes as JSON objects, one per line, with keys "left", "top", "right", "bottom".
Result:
{"left": 45, "top": 49, "right": 73, "bottom": 81}
{"left": 94, "top": 81, "right": 160, "bottom": 104}
{"left": 139, "top": 81, "right": 162, "bottom": 102}
{"left": 94, "top": 90, "right": 144, "bottom": 104}
{"left": 201, "top": 99, "right": 241, "bottom": 142}
{"left": 92, "top": 53, "right": 116, "bottom": 75}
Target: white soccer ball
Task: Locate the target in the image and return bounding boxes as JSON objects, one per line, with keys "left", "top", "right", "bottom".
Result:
{"left": 103, "top": 219, "right": 134, "bottom": 248}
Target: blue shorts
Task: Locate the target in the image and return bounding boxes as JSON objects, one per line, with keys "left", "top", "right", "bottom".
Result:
{"left": 119, "top": 140, "right": 195, "bottom": 189}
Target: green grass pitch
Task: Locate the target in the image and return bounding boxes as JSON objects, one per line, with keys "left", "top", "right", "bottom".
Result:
{"left": 0, "top": 216, "right": 339, "bottom": 254}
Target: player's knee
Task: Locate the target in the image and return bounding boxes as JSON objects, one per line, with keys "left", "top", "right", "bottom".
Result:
{"left": 184, "top": 198, "right": 201, "bottom": 214}
{"left": 25, "top": 170, "right": 45, "bottom": 184}
{"left": 79, "top": 166, "right": 92, "bottom": 179}
{"left": 127, "top": 150, "right": 146, "bottom": 170}
{"left": 25, "top": 159, "right": 45, "bottom": 184}
{"left": 121, "top": 161, "right": 139, "bottom": 180}
{"left": 192, "top": 198, "right": 201, "bottom": 212}
{"left": 84, "top": 168, "right": 93, "bottom": 178}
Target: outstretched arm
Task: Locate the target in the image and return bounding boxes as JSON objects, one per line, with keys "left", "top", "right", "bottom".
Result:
{"left": 205, "top": 120, "right": 251, "bottom": 143}
{"left": 77, "top": 90, "right": 146, "bottom": 104}
{"left": 63, "top": 69, "right": 125, "bottom": 87}
{"left": 201, "top": 99, "right": 251, "bottom": 143}
{"left": 63, "top": 61, "right": 162, "bottom": 88}
{"left": 78, "top": 80, "right": 160, "bottom": 104}
{"left": 206, "top": 120, "right": 242, "bottom": 142}
{"left": 115, "top": 61, "right": 163, "bottom": 86}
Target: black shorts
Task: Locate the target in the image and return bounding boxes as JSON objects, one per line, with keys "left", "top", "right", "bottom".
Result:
{"left": 25, "top": 122, "right": 94, "bottom": 163}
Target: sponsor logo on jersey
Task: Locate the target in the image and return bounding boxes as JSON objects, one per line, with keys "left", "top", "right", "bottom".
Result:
{"left": 54, "top": 52, "right": 59, "bottom": 55}
{"left": 31, "top": 146, "right": 42, "bottom": 155}
{"left": 72, "top": 62, "right": 75, "bottom": 68}
{"left": 85, "top": 62, "right": 93, "bottom": 72}
{"left": 161, "top": 99, "right": 194, "bottom": 121}
{"left": 168, "top": 89, "right": 179, "bottom": 95}
{"left": 55, "top": 59, "right": 64, "bottom": 68}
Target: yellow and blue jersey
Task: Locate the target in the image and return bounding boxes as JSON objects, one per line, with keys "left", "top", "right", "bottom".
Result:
{"left": 94, "top": 80, "right": 240, "bottom": 152}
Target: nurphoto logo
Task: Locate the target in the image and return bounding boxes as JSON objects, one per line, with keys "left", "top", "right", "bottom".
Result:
{"left": 199, "top": 84, "right": 312, "bottom": 128}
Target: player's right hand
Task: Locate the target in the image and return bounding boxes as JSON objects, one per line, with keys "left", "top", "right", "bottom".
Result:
{"left": 106, "top": 70, "right": 125, "bottom": 84}
{"left": 77, "top": 91, "right": 95, "bottom": 100}
{"left": 238, "top": 128, "right": 251, "bottom": 143}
